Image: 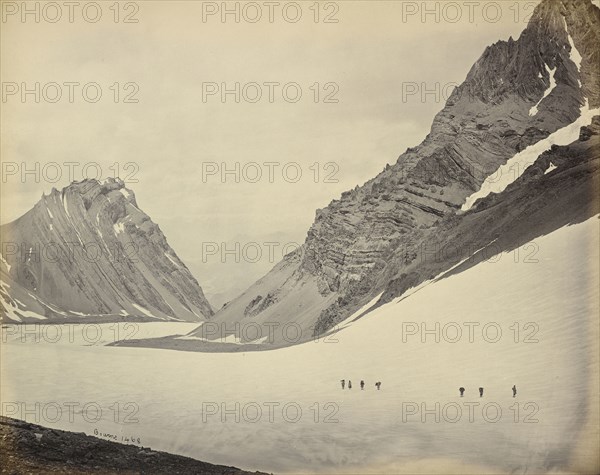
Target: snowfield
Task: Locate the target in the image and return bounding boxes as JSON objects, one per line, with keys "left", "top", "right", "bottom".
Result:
{"left": 1, "top": 218, "right": 598, "bottom": 474}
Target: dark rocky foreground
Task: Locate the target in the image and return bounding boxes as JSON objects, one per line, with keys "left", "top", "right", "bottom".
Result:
{"left": 0, "top": 416, "right": 269, "bottom": 475}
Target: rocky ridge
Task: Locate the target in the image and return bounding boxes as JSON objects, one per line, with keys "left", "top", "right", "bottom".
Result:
{"left": 192, "top": 0, "right": 600, "bottom": 344}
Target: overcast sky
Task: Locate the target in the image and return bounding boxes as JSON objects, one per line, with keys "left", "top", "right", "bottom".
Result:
{"left": 1, "top": 0, "right": 541, "bottom": 307}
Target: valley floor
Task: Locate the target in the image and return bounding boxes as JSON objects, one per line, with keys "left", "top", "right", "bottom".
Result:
{"left": 1, "top": 217, "right": 599, "bottom": 474}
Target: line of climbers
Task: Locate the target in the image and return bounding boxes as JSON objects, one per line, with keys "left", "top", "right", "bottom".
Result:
{"left": 340, "top": 380, "right": 381, "bottom": 390}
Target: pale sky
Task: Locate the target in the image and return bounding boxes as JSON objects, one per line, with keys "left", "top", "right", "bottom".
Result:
{"left": 1, "top": 0, "right": 540, "bottom": 307}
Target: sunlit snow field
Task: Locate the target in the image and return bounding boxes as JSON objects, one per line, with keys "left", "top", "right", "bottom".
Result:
{"left": 2, "top": 218, "right": 598, "bottom": 474}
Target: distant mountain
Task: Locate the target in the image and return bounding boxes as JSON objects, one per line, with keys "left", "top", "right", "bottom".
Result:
{"left": 182, "top": 0, "right": 599, "bottom": 346}
{"left": 0, "top": 178, "right": 213, "bottom": 323}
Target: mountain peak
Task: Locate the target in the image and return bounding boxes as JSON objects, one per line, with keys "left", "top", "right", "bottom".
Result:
{"left": 458, "top": 0, "right": 599, "bottom": 109}
{"left": 203, "top": 0, "right": 600, "bottom": 342}
{"left": 48, "top": 177, "right": 138, "bottom": 213}
{"left": 1, "top": 179, "right": 213, "bottom": 323}
{"left": 60, "top": 177, "right": 126, "bottom": 196}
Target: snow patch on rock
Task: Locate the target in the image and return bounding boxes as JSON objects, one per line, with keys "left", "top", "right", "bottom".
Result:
{"left": 529, "top": 64, "right": 556, "bottom": 116}
{"left": 62, "top": 193, "right": 70, "bottom": 217}
{"left": 114, "top": 222, "right": 125, "bottom": 235}
{"left": 563, "top": 17, "right": 582, "bottom": 76}
{"left": 545, "top": 162, "right": 558, "bottom": 175}
{"left": 120, "top": 188, "right": 134, "bottom": 200}
{"left": 165, "top": 252, "right": 180, "bottom": 268}
{"left": 132, "top": 303, "right": 156, "bottom": 319}
{"left": 1, "top": 254, "right": 11, "bottom": 272}
{"left": 1, "top": 291, "right": 47, "bottom": 322}
{"left": 463, "top": 100, "right": 600, "bottom": 211}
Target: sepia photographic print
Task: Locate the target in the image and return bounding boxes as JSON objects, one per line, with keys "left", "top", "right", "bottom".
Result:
{"left": 1, "top": 0, "right": 599, "bottom": 473}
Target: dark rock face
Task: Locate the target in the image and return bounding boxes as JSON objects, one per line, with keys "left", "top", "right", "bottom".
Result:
{"left": 0, "top": 178, "right": 213, "bottom": 322}
{"left": 304, "top": 0, "right": 598, "bottom": 293}
{"left": 201, "top": 0, "right": 599, "bottom": 342}
{"left": 0, "top": 416, "right": 265, "bottom": 474}
{"left": 244, "top": 292, "right": 277, "bottom": 318}
{"left": 373, "top": 113, "right": 600, "bottom": 310}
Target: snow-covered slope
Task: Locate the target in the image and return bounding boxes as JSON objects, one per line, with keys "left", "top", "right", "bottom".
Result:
{"left": 3, "top": 217, "right": 598, "bottom": 474}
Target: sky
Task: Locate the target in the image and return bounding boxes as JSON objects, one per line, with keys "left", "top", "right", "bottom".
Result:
{"left": 1, "top": 0, "right": 542, "bottom": 307}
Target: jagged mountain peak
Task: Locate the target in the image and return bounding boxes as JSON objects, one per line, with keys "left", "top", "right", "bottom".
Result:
{"left": 62, "top": 176, "right": 125, "bottom": 191}
{"left": 60, "top": 177, "right": 136, "bottom": 206}
{"left": 459, "top": 0, "right": 598, "bottom": 108}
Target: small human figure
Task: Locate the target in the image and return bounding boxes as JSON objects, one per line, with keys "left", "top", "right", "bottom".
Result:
{"left": 512, "top": 385, "right": 517, "bottom": 398}
{"left": 459, "top": 387, "right": 465, "bottom": 397}
{"left": 479, "top": 387, "right": 484, "bottom": 398}
{"left": 360, "top": 380, "right": 365, "bottom": 390}
{"left": 375, "top": 382, "right": 381, "bottom": 390}
{"left": 348, "top": 380, "right": 352, "bottom": 389}
{"left": 341, "top": 379, "right": 345, "bottom": 390}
